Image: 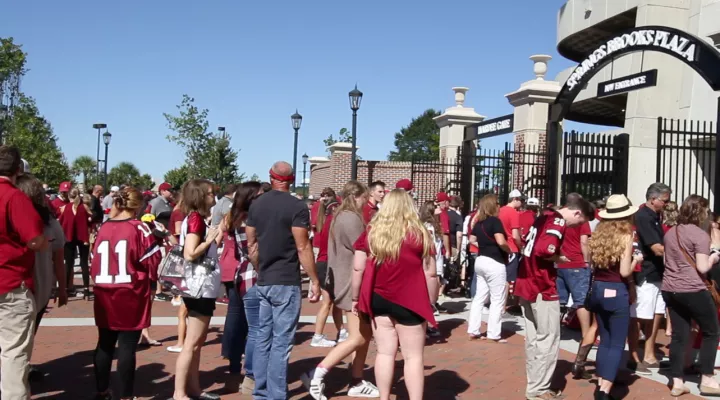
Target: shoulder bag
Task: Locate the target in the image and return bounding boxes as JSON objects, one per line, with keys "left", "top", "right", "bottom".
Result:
{"left": 675, "top": 226, "right": 720, "bottom": 308}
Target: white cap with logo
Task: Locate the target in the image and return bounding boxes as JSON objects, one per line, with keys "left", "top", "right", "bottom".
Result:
{"left": 509, "top": 189, "right": 523, "bottom": 199}
{"left": 526, "top": 197, "right": 540, "bottom": 206}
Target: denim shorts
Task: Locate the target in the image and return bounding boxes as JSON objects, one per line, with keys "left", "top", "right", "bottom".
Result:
{"left": 556, "top": 267, "right": 591, "bottom": 308}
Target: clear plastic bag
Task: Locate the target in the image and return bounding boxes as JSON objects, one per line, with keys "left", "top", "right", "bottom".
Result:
{"left": 159, "top": 245, "right": 216, "bottom": 298}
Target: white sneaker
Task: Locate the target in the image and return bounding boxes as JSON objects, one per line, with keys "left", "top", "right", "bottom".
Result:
{"left": 171, "top": 297, "right": 182, "bottom": 306}
{"left": 167, "top": 345, "right": 182, "bottom": 353}
{"left": 348, "top": 380, "right": 380, "bottom": 398}
{"left": 338, "top": 328, "right": 349, "bottom": 343}
{"left": 310, "top": 334, "right": 336, "bottom": 348}
{"left": 301, "top": 372, "right": 327, "bottom": 400}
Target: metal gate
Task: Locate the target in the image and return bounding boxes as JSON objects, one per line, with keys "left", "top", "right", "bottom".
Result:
{"left": 460, "top": 142, "right": 547, "bottom": 210}
{"left": 561, "top": 131, "right": 629, "bottom": 201}
{"left": 410, "top": 148, "right": 463, "bottom": 206}
{"left": 656, "top": 117, "right": 716, "bottom": 204}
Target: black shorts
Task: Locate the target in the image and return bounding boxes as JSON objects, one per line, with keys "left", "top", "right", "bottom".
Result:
{"left": 506, "top": 253, "right": 520, "bottom": 282}
{"left": 316, "top": 261, "right": 328, "bottom": 289}
{"left": 150, "top": 280, "right": 158, "bottom": 291}
{"left": 183, "top": 297, "right": 215, "bottom": 318}
{"left": 371, "top": 292, "right": 425, "bottom": 326}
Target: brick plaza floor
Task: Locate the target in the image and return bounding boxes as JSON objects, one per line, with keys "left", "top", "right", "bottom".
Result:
{"left": 29, "top": 286, "right": 704, "bottom": 399}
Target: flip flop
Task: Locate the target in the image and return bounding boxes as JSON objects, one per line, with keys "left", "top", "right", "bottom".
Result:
{"left": 140, "top": 339, "right": 162, "bottom": 346}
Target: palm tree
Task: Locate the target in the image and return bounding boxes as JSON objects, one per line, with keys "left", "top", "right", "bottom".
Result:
{"left": 71, "top": 155, "right": 97, "bottom": 187}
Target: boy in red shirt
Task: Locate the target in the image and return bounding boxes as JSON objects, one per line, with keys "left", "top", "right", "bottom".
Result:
{"left": 515, "top": 195, "right": 593, "bottom": 400}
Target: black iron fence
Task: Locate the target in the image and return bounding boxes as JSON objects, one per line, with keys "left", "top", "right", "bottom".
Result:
{"left": 461, "top": 142, "right": 547, "bottom": 210}
{"left": 561, "top": 131, "right": 629, "bottom": 201}
{"left": 656, "top": 117, "right": 716, "bottom": 204}
{"left": 410, "top": 148, "right": 463, "bottom": 207}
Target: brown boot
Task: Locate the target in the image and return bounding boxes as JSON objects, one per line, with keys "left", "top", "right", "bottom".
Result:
{"left": 572, "top": 344, "right": 593, "bottom": 379}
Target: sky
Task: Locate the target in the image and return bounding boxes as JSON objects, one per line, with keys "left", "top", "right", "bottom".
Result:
{"left": 1, "top": 0, "right": 585, "bottom": 185}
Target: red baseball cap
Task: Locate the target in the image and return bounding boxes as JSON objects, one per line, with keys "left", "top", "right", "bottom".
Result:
{"left": 158, "top": 182, "right": 172, "bottom": 192}
{"left": 436, "top": 192, "right": 450, "bottom": 202}
{"left": 59, "top": 181, "right": 71, "bottom": 192}
{"left": 396, "top": 179, "right": 414, "bottom": 191}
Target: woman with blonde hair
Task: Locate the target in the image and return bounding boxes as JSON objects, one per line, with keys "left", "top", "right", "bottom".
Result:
{"left": 467, "top": 194, "right": 512, "bottom": 342}
{"left": 59, "top": 187, "right": 93, "bottom": 299}
{"left": 302, "top": 180, "right": 380, "bottom": 399}
{"left": 354, "top": 189, "right": 437, "bottom": 400}
{"left": 586, "top": 194, "right": 642, "bottom": 400}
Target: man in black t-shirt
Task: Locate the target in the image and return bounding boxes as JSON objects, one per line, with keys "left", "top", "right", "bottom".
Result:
{"left": 246, "top": 161, "right": 321, "bottom": 399}
{"left": 629, "top": 182, "right": 671, "bottom": 374}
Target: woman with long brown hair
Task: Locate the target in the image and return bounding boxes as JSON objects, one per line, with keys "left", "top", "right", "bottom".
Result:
{"left": 467, "top": 194, "right": 512, "bottom": 342}
{"left": 91, "top": 187, "right": 164, "bottom": 400}
{"left": 662, "top": 195, "right": 720, "bottom": 397}
{"left": 218, "top": 182, "right": 262, "bottom": 380}
{"left": 59, "top": 187, "right": 93, "bottom": 299}
{"left": 310, "top": 189, "right": 346, "bottom": 348}
{"left": 172, "top": 179, "right": 222, "bottom": 400}
{"left": 303, "top": 181, "right": 380, "bottom": 399}
{"left": 585, "top": 195, "right": 641, "bottom": 399}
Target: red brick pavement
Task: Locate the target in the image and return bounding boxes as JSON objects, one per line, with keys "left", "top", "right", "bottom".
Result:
{"left": 31, "top": 295, "right": 696, "bottom": 399}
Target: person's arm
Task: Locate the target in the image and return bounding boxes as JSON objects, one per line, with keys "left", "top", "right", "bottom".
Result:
{"left": 455, "top": 230, "right": 463, "bottom": 257}
{"left": 636, "top": 213, "right": 665, "bottom": 256}
{"left": 469, "top": 234, "right": 478, "bottom": 248}
{"left": 494, "top": 233, "right": 512, "bottom": 254}
{"left": 351, "top": 250, "right": 367, "bottom": 305}
{"left": 292, "top": 226, "right": 320, "bottom": 302}
{"left": 246, "top": 226, "right": 259, "bottom": 268}
{"left": 650, "top": 243, "right": 665, "bottom": 256}
{"left": 511, "top": 228, "right": 522, "bottom": 251}
{"left": 581, "top": 234, "right": 590, "bottom": 263}
{"left": 620, "top": 234, "right": 641, "bottom": 278}
{"left": 182, "top": 220, "right": 218, "bottom": 261}
{"left": 425, "top": 254, "right": 438, "bottom": 304}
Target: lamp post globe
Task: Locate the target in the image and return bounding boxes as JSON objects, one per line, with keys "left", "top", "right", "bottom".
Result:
{"left": 102, "top": 131, "right": 112, "bottom": 189}
{"left": 290, "top": 110, "right": 302, "bottom": 190}
{"left": 348, "top": 85, "right": 363, "bottom": 181}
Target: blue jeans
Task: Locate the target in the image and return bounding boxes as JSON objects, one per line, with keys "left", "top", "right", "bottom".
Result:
{"left": 243, "top": 285, "right": 260, "bottom": 379}
{"left": 587, "top": 280, "right": 630, "bottom": 382}
{"left": 557, "top": 267, "right": 591, "bottom": 307}
{"left": 253, "top": 285, "right": 301, "bottom": 400}
{"left": 222, "top": 282, "right": 248, "bottom": 373}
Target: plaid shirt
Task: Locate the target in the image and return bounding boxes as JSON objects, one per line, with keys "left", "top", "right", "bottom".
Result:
{"left": 233, "top": 226, "right": 257, "bottom": 296}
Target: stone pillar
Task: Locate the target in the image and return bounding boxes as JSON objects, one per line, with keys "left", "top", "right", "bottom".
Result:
{"left": 505, "top": 55, "right": 561, "bottom": 202}
{"left": 328, "top": 142, "right": 358, "bottom": 193}
{"left": 435, "top": 87, "right": 486, "bottom": 163}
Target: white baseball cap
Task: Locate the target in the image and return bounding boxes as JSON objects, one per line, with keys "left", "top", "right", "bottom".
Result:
{"left": 509, "top": 189, "right": 523, "bottom": 199}
{"left": 110, "top": 186, "right": 120, "bottom": 192}
{"left": 526, "top": 197, "right": 540, "bottom": 206}
{"left": 21, "top": 159, "right": 30, "bottom": 174}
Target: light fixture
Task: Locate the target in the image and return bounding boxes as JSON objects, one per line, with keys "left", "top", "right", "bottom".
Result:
{"left": 349, "top": 85, "right": 363, "bottom": 111}
{"left": 103, "top": 131, "right": 112, "bottom": 145}
{"left": 291, "top": 110, "right": 302, "bottom": 130}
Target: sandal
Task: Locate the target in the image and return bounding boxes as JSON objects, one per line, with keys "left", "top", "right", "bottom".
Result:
{"left": 670, "top": 386, "right": 690, "bottom": 397}
{"left": 139, "top": 338, "right": 162, "bottom": 346}
{"left": 488, "top": 338, "right": 508, "bottom": 344}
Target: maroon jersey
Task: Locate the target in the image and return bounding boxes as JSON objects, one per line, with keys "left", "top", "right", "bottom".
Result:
{"left": 514, "top": 209, "right": 567, "bottom": 303}
{"left": 92, "top": 219, "right": 163, "bottom": 331}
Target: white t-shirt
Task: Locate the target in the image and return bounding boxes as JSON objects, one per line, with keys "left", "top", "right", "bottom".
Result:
{"left": 180, "top": 216, "right": 222, "bottom": 299}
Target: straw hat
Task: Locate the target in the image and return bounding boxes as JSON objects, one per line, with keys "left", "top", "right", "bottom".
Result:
{"left": 598, "top": 194, "right": 638, "bottom": 219}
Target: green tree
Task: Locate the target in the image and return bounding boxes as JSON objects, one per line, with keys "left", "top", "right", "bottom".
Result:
{"left": 208, "top": 130, "right": 243, "bottom": 186}
{"left": 322, "top": 127, "right": 352, "bottom": 155}
{"left": 107, "top": 161, "right": 153, "bottom": 189}
{"left": 4, "top": 96, "right": 70, "bottom": 187}
{"left": 71, "top": 155, "right": 98, "bottom": 187}
{"left": 164, "top": 95, "right": 218, "bottom": 179}
{"left": 164, "top": 165, "right": 189, "bottom": 189}
{"left": 388, "top": 109, "right": 441, "bottom": 162}
{"left": 0, "top": 37, "right": 27, "bottom": 110}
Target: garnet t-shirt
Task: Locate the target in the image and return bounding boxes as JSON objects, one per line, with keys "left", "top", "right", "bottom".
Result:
{"left": 518, "top": 210, "right": 536, "bottom": 246}
{"left": 471, "top": 216, "right": 507, "bottom": 264}
{"left": 558, "top": 222, "right": 591, "bottom": 269}
{"left": 498, "top": 205, "right": 521, "bottom": 253}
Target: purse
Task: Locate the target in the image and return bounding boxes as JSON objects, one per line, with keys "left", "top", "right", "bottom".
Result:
{"left": 159, "top": 244, "right": 218, "bottom": 299}
{"left": 675, "top": 226, "right": 720, "bottom": 308}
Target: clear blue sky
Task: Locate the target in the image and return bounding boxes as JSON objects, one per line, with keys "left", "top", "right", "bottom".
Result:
{"left": 2, "top": 0, "right": 585, "bottom": 184}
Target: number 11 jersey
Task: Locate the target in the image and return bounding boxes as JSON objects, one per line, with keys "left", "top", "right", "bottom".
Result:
{"left": 91, "top": 218, "right": 163, "bottom": 331}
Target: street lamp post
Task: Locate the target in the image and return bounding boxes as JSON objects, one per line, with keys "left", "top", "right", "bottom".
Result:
{"left": 93, "top": 123, "right": 107, "bottom": 181}
{"left": 0, "top": 104, "right": 8, "bottom": 144}
{"left": 348, "top": 85, "right": 363, "bottom": 181}
{"left": 102, "top": 131, "right": 112, "bottom": 189}
{"left": 290, "top": 110, "right": 302, "bottom": 189}
{"left": 302, "top": 153, "right": 308, "bottom": 198}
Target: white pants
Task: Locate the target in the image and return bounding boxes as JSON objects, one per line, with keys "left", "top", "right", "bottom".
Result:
{"left": 467, "top": 256, "right": 507, "bottom": 340}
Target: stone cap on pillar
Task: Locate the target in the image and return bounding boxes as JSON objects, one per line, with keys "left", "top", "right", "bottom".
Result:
{"left": 328, "top": 142, "right": 357, "bottom": 155}
{"left": 434, "top": 87, "right": 486, "bottom": 128}
{"left": 505, "top": 55, "right": 561, "bottom": 107}
{"left": 308, "top": 156, "right": 330, "bottom": 166}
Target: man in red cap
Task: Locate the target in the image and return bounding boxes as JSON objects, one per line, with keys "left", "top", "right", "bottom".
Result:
{"left": 149, "top": 182, "right": 173, "bottom": 228}
{"left": 51, "top": 181, "right": 72, "bottom": 217}
{"left": 395, "top": 178, "right": 414, "bottom": 192}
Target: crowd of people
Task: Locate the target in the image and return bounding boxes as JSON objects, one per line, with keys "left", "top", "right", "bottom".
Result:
{"left": 2, "top": 141, "right": 720, "bottom": 400}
